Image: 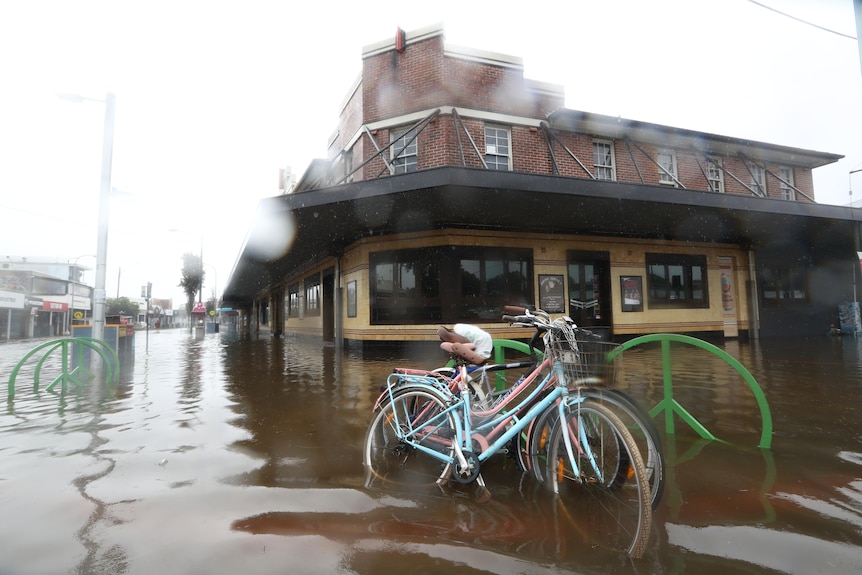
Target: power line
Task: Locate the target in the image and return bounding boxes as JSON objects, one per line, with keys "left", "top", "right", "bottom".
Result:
{"left": 747, "top": 0, "right": 857, "bottom": 40}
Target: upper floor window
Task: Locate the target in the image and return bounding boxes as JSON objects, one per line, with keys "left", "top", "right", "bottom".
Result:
{"left": 593, "top": 140, "right": 616, "bottom": 181}
{"left": 646, "top": 253, "right": 709, "bottom": 308}
{"left": 749, "top": 162, "right": 766, "bottom": 196}
{"left": 706, "top": 158, "right": 724, "bottom": 193}
{"left": 778, "top": 166, "right": 795, "bottom": 200}
{"left": 391, "top": 127, "right": 418, "bottom": 174}
{"left": 484, "top": 125, "right": 511, "bottom": 171}
{"left": 656, "top": 149, "right": 677, "bottom": 185}
{"left": 342, "top": 148, "right": 354, "bottom": 183}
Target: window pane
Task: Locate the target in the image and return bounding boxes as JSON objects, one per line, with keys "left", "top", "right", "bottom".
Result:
{"left": 649, "top": 264, "right": 667, "bottom": 299}
{"left": 461, "top": 259, "right": 481, "bottom": 297}
{"left": 507, "top": 259, "right": 529, "bottom": 297}
{"left": 486, "top": 259, "right": 504, "bottom": 296}
{"left": 485, "top": 126, "right": 510, "bottom": 171}
{"left": 691, "top": 265, "right": 703, "bottom": 299}
{"left": 392, "top": 127, "right": 418, "bottom": 173}
{"left": 420, "top": 261, "right": 439, "bottom": 298}
{"left": 397, "top": 263, "right": 415, "bottom": 297}
{"left": 376, "top": 263, "right": 393, "bottom": 298}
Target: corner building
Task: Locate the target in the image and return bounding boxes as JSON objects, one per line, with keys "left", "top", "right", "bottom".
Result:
{"left": 223, "top": 24, "right": 860, "bottom": 344}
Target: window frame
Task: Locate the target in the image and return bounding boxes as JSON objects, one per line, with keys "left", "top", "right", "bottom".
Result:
{"left": 304, "top": 274, "right": 320, "bottom": 316}
{"left": 593, "top": 139, "right": 616, "bottom": 181}
{"left": 287, "top": 283, "right": 300, "bottom": 318}
{"left": 778, "top": 166, "right": 795, "bottom": 201}
{"left": 370, "top": 248, "right": 442, "bottom": 324}
{"left": 484, "top": 124, "right": 512, "bottom": 171}
{"left": 760, "top": 263, "right": 807, "bottom": 304}
{"left": 645, "top": 253, "right": 709, "bottom": 309}
{"left": 656, "top": 148, "right": 678, "bottom": 186}
{"left": 749, "top": 162, "right": 766, "bottom": 196}
{"left": 368, "top": 245, "right": 533, "bottom": 325}
{"left": 390, "top": 126, "right": 418, "bottom": 174}
{"left": 706, "top": 158, "right": 724, "bottom": 193}
{"left": 457, "top": 247, "right": 532, "bottom": 321}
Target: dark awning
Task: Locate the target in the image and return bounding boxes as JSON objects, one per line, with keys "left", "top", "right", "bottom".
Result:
{"left": 222, "top": 166, "right": 862, "bottom": 307}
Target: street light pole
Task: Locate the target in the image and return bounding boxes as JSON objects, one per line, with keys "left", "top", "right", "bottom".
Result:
{"left": 92, "top": 92, "right": 115, "bottom": 358}
{"left": 58, "top": 91, "right": 115, "bottom": 371}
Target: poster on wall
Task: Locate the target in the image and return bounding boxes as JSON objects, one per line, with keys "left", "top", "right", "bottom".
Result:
{"left": 347, "top": 281, "right": 357, "bottom": 318}
{"left": 620, "top": 276, "right": 643, "bottom": 312}
{"left": 539, "top": 274, "right": 565, "bottom": 313}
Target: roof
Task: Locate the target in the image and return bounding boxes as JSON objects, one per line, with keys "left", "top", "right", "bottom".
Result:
{"left": 547, "top": 109, "right": 843, "bottom": 169}
{"left": 222, "top": 166, "right": 862, "bottom": 307}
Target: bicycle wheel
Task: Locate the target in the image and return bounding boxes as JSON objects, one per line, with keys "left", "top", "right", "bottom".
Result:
{"left": 544, "top": 399, "right": 652, "bottom": 558}
{"left": 524, "top": 388, "right": 664, "bottom": 510}
{"left": 580, "top": 388, "right": 664, "bottom": 510}
{"left": 520, "top": 396, "right": 559, "bottom": 480}
{"left": 364, "top": 387, "right": 456, "bottom": 487}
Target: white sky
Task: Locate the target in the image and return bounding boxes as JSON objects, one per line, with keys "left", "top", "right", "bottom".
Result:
{"left": 1, "top": 0, "right": 860, "bottom": 307}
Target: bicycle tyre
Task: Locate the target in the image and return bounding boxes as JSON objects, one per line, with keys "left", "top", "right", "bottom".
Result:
{"left": 364, "top": 387, "right": 456, "bottom": 487}
{"left": 523, "top": 387, "right": 664, "bottom": 510}
{"left": 544, "top": 399, "right": 652, "bottom": 558}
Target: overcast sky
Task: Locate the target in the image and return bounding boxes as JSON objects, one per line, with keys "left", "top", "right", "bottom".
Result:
{"left": 1, "top": 0, "right": 859, "bottom": 306}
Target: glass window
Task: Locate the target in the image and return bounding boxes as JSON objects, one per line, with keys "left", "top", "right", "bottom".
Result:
{"left": 593, "top": 140, "right": 615, "bottom": 180}
{"left": 779, "top": 166, "right": 795, "bottom": 200}
{"left": 304, "top": 275, "right": 320, "bottom": 316}
{"left": 391, "top": 127, "right": 418, "bottom": 174}
{"left": 761, "top": 265, "right": 807, "bottom": 302}
{"left": 371, "top": 249, "right": 441, "bottom": 324}
{"left": 458, "top": 248, "right": 531, "bottom": 320}
{"left": 31, "top": 277, "right": 67, "bottom": 296}
{"left": 657, "top": 149, "right": 677, "bottom": 185}
{"left": 646, "top": 253, "right": 708, "bottom": 308}
{"left": 749, "top": 162, "right": 766, "bottom": 196}
{"left": 369, "top": 246, "right": 532, "bottom": 324}
{"left": 485, "top": 125, "right": 511, "bottom": 171}
{"left": 288, "top": 283, "right": 299, "bottom": 317}
{"left": 707, "top": 158, "right": 724, "bottom": 193}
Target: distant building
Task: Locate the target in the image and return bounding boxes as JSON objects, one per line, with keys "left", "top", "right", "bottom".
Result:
{"left": 0, "top": 257, "right": 92, "bottom": 339}
{"left": 223, "top": 24, "right": 860, "bottom": 344}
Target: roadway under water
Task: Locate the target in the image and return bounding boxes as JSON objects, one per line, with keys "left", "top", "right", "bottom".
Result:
{"left": 1, "top": 329, "right": 861, "bottom": 574}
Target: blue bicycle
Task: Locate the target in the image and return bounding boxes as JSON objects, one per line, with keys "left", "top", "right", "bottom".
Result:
{"left": 363, "top": 313, "right": 652, "bottom": 557}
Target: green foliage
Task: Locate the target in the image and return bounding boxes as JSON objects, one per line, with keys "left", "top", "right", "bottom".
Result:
{"left": 107, "top": 296, "right": 140, "bottom": 318}
{"left": 179, "top": 252, "right": 204, "bottom": 312}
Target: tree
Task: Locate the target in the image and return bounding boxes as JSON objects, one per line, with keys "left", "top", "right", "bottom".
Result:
{"left": 106, "top": 297, "right": 140, "bottom": 319}
{"left": 179, "top": 252, "right": 205, "bottom": 313}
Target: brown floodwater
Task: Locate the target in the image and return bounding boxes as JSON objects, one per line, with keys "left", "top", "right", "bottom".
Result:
{"left": 2, "top": 328, "right": 861, "bottom": 574}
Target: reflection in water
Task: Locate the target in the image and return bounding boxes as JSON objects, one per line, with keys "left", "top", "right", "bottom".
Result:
{"left": 2, "top": 332, "right": 862, "bottom": 574}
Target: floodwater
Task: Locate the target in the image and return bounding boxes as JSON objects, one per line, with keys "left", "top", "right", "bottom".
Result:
{"left": 2, "top": 328, "right": 862, "bottom": 574}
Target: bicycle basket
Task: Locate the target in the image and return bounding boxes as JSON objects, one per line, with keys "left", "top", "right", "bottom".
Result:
{"left": 548, "top": 336, "right": 621, "bottom": 386}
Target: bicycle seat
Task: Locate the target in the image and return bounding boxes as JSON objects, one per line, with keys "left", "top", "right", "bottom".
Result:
{"left": 440, "top": 341, "right": 488, "bottom": 366}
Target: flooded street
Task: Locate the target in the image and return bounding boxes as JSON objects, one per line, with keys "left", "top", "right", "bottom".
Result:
{"left": 2, "top": 329, "right": 862, "bottom": 574}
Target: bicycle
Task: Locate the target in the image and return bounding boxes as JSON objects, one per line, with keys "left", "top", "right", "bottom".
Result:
{"left": 501, "top": 306, "right": 665, "bottom": 510}
{"left": 370, "top": 307, "right": 665, "bottom": 510}
{"left": 364, "top": 313, "right": 653, "bottom": 557}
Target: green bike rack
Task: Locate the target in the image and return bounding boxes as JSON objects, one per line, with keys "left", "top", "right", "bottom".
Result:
{"left": 610, "top": 334, "right": 773, "bottom": 449}
{"left": 7, "top": 337, "right": 120, "bottom": 400}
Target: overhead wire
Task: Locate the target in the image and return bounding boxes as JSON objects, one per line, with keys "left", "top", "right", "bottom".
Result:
{"left": 746, "top": 0, "right": 857, "bottom": 40}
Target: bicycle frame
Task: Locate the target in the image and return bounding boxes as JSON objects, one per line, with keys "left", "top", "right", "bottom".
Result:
{"left": 382, "top": 361, "right": 594, "bottom": 483}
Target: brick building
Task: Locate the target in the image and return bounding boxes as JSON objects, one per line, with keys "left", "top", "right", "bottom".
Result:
{"left": 223, "top": 24, "right": 859, "bottom": 344}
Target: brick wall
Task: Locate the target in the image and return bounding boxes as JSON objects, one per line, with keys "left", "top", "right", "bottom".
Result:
{"left": 338, "top": 30, "right": 819, "bottom": 203}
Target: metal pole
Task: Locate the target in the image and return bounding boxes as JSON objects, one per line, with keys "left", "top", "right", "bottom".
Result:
{"left": 91, "top": 92, "right": 115, "bottom": 370}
